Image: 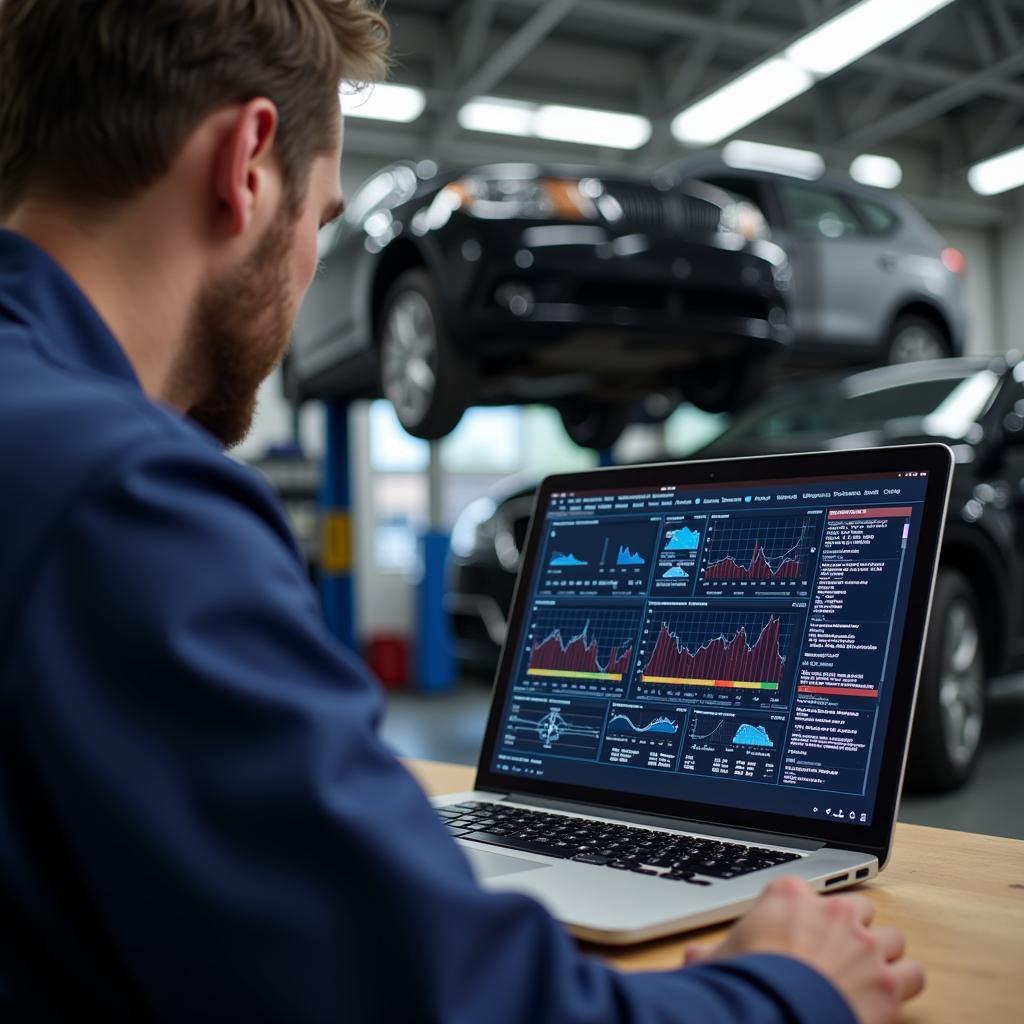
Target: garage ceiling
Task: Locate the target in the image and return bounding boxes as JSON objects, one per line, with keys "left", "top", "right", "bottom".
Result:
{"left": 341, "top": 0, "right": 1024, "bottom": 225}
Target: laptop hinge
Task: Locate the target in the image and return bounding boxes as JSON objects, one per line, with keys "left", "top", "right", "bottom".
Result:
{"left": 499, "top": 792, "right": 824, "bottom": 852}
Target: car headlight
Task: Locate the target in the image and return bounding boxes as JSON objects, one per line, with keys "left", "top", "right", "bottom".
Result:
{"left": 431, "top": 174, "right": 600, "bottom": 224}
{"left": 720, "top": 199, "right": 769, "bottom": 242}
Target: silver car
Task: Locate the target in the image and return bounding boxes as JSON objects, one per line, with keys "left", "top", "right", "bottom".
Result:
{"left": 656, "top": 156, "right": 968, "bottom": 366}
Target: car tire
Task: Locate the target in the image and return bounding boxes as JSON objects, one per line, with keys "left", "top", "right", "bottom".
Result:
{"left": 378, "top": 268, "right": 475, "bottom": 439}
{"left": 904, "top": 568, "right": 986, "bottom": 793}
{"left": 886, "top": 316, "right": 951, "bottom": 364}
{"left": 558, "top": 400, "right": 631, "bottom": 450}
{"left": 681, "top": 355, "right": 774, "bottom": 414}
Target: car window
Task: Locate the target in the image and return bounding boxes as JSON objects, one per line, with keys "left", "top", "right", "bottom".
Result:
{"left": 851, "top": 197, "right": 899, "bottom": 235}
{"left": 778, "top": 182, "right": 863, "bottom": 239}
{"left": 723, "top": 374, "right": 981, "bottom": 440}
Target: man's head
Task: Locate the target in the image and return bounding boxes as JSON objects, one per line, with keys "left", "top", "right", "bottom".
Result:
{"left": 0, "top": 0, "right": 389, "bottom": 445}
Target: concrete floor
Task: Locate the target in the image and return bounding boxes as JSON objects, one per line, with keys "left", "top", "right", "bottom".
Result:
{"left": 381, "top": 675, "right": 1024, "bottom": 841}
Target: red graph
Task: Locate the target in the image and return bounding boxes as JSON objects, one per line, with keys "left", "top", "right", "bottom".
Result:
{"left": 643, "top": 617, "right": 785, "bottom": 684}
{"left": 705, "top": 541, "right": 802, "bottom": 581}
{"left": 529, "top": 623, "right": 632, "bottom": 678}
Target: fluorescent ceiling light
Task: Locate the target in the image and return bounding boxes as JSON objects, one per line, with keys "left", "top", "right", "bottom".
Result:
{"left": 671, "top": 59, "right": 812, "bottom": 146}
{"left": 786, "top": 0, "right": 957, "bottom": 77}
{"left": 672, "top": 0, "right": 954, "bottom": 147}
{"left": 458, "top": 96, "right": 652, "bottom": 151}
{"left": 458, "top": 97, "right": 536, "bottom": 137}
{"left": 534, "top": 105, "right": 651, "bottom": 149}
{"left": 968, "top": 144, "right": 1024, "bottom": 196}
{"left": 342, "top": 82, "right": 425, "bottom": 123}
{"left": 849, "top": 153, "right": 903, "bottom": 189}
{"left": 723, "top": 140, "right": 824, "bottom": 179}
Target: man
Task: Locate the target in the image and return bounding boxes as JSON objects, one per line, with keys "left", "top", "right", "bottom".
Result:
{"left": 0, "top": 2, "right": 925, "bottom": 1021}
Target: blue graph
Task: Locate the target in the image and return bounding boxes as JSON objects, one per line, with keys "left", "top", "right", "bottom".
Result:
{"left": 616, "top": 546, "right": 646, "bottom": 566}
{"left": 733, "top": 723, "right": 774, "bottom": 747}
{"left": 550, "top": 552, "right": 588, "bottom": 566}
{"left": 666, "top": 527, "right": 701, "bottom": 551}
{"left": 662, "top": 566, "right": 689, "bottom": 579}
{"left": 608, "top": 713, "right": 679, "bottom": 735}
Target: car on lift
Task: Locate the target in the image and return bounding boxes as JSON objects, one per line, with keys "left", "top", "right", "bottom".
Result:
{"left": 654, "top": 155, "right": 968, "bottom": 366}
{"left": 285, "top": 160, "right": 791, "bottom": 449}
{"left": 448, "top": 356, "right": 1024, "bottom": 793}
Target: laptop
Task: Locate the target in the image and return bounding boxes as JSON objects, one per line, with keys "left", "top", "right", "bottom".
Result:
{"left": 433, "top": 444, "right": 954, "bottom": 944}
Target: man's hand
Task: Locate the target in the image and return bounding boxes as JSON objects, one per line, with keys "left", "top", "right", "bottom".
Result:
{"left": 685, "top": 877, "right": 925, "bottom": 1024}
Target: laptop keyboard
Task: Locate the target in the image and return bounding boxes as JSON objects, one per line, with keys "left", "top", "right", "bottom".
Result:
{"left": 439, "top": 801, "right": 801, "bottom": 884}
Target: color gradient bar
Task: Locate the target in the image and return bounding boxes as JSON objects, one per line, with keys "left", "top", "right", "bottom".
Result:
{"left": 641, "top": 676, "right": 780, "bottom": 690}
{"left": 798, "top": 685, "right": 879, "bottom": 698}
{"left": 528, "top": 668, "right": 623, "bottom": 681}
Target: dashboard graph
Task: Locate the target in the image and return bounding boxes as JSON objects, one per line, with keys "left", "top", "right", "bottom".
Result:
{"left": 539, "top": 518, "right": 659, "bottom": 594}
{"left": 607, "top": 711, "right": 680, "bottom": 735}
{"left": 503, "top": 696, "right": 605, "bottom": 757}
{"left": 636, "top": 608, "right": 795, "bottom": 704}
{"left": 681, "top": 708, "right": 787, "bottom": 781}
{"left": 698, "top": 513, "right": 820, "bottom": 597}
{"left": 665, "top": 526, "right": 701, "bottom": 551}
{"left": 520, "top": 605, "right": 641, "bottom": 696}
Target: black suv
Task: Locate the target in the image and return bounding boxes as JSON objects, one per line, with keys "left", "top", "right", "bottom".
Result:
{"left": 449, "top": 357, "right": 1024, "bottom": 792}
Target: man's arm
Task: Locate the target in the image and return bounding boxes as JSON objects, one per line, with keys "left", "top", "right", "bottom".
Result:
{"left": 9, "top": 441, "right": 858, "bottom": 1023}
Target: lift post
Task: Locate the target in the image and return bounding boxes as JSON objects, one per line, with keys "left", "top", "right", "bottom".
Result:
{"left": 415, "top": 440, "right": 457, "bottom": 691}
{"left": 319, "top": 399, "right": 356, "bottom": 650}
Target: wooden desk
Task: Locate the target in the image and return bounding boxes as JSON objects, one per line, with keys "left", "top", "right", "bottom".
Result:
{"left": 406, "top": 759, "right": 1024, "bottom": 1023}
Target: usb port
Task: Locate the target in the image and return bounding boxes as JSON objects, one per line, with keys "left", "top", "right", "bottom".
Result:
{"left": 856, "top": 868, "right": 870, "bottom": 880}
{"left": 825, "top": 873, "right": 849, "bottom": 887}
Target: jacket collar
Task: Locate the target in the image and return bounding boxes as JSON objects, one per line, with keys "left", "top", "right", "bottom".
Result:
{"left": 0, "top": 228, "right": 140, "bottom": 387}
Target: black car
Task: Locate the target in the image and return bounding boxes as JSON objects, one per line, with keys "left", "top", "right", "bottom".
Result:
{"left": 449, "top": 357, "right": 1024, "bottom": 792}
{"left": 286, "top": 160, "right": 790, "bottom": 448}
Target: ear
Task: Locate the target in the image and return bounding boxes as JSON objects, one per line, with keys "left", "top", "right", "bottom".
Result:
{"left": 214, "top": 99, "right": 281, "bottom": 237}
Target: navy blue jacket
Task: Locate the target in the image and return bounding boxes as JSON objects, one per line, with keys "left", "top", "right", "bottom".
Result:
{"left": 0, "top": 228, "right": 855, "bottom": 1022}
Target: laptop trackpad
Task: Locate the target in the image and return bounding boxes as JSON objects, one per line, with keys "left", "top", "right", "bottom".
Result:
{"left": 465, "top": 847, "right": 552, "bottom": 879}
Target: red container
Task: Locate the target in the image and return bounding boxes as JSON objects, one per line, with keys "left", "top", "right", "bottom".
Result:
{"left": 365, "top": 633, "right": 410, "bottom": 689}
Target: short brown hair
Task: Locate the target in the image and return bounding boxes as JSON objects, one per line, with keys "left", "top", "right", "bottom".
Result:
{"left": 0, "top": 0, "right": 390, "bottom": 215}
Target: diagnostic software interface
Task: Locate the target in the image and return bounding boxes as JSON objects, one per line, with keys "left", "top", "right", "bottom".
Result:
{"left": 489, "top": 470, "right": 930, "bottom": 827}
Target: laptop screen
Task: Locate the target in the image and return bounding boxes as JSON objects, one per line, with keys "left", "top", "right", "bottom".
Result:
{"left": 485, "top": 465, "right": 933, "bottom": 830}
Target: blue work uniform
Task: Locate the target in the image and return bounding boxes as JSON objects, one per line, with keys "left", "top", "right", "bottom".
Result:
{"left": 0, "top": 228, "right": 855, "bottom": 1023}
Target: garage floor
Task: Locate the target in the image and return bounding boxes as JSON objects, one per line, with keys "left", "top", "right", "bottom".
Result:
{"left": 381, "top": 675, "right": 1024, "bottom": 842}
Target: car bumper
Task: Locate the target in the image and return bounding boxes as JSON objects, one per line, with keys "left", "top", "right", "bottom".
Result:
{"left": 432, "top": 218, "right": 790, "bottom": 358}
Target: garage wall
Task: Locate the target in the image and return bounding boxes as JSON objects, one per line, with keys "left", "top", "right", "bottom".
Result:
{"left": 998, "top": 195, "right": 1024, "bottom": 354}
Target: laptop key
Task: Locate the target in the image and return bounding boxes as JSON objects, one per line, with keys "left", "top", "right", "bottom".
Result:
{"left": 461, "top": 831, "right": 574, "bottom": 859}
{"left": 572, "top": 853, "right": 612, "bottom": 865}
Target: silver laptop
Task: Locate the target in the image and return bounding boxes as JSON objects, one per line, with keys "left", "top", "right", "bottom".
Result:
{"left": 434, "top": 445, "right": 953, "bottom": 944}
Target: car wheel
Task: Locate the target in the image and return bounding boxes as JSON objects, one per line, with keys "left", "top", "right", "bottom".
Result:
{"left": 558, "top": 401, "right": 631, "bottom": 450}
{"left": 378, "top": 268, "right": 475, "bottom": 439}
{"left": 681, "top": 355, "right": 773, "bottom": 414}
{"left": 887, "top": 316, "right": 950, "bottom": 363}
{"left": 905, "top": 568, "right": 986, "bottom": 793}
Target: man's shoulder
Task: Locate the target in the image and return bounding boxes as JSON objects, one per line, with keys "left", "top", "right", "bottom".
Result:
{"left": 2, "top": 320, "right": 212, "bottom": 458}
{"left": 0, "top": 322, "right": 276, "bottom": 596}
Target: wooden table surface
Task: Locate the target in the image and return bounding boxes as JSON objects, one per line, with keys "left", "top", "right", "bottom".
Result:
{"left": 406, "top": 759, "right": 1024, "bottom": 1022}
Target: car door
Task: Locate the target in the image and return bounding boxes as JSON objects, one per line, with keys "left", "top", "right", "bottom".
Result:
{"left": 773, "top": 181, "right": 898, "bottom": 352}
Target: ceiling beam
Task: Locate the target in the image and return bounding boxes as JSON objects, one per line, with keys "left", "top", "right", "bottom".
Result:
{"left": 839, "top": 49, "right": 1024, "bottom": 150}
{"left": 454, "top": 0, "right": 499, "bottom": 78}
{"left": 846, "top": 14, "right": 945, "bottom": 131}
{"left": 986, "top": 0, "right": 1020, "bottom": 52}
{"left": 501, "top": 0, "right": 1024, "bottom": 105}
{"left": 452, "top": 0, "right": 579, "bottom": 106}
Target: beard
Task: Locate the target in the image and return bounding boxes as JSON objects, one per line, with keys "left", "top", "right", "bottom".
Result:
{"left": 178, "top": 207, "right": 295, "bottom": 448}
